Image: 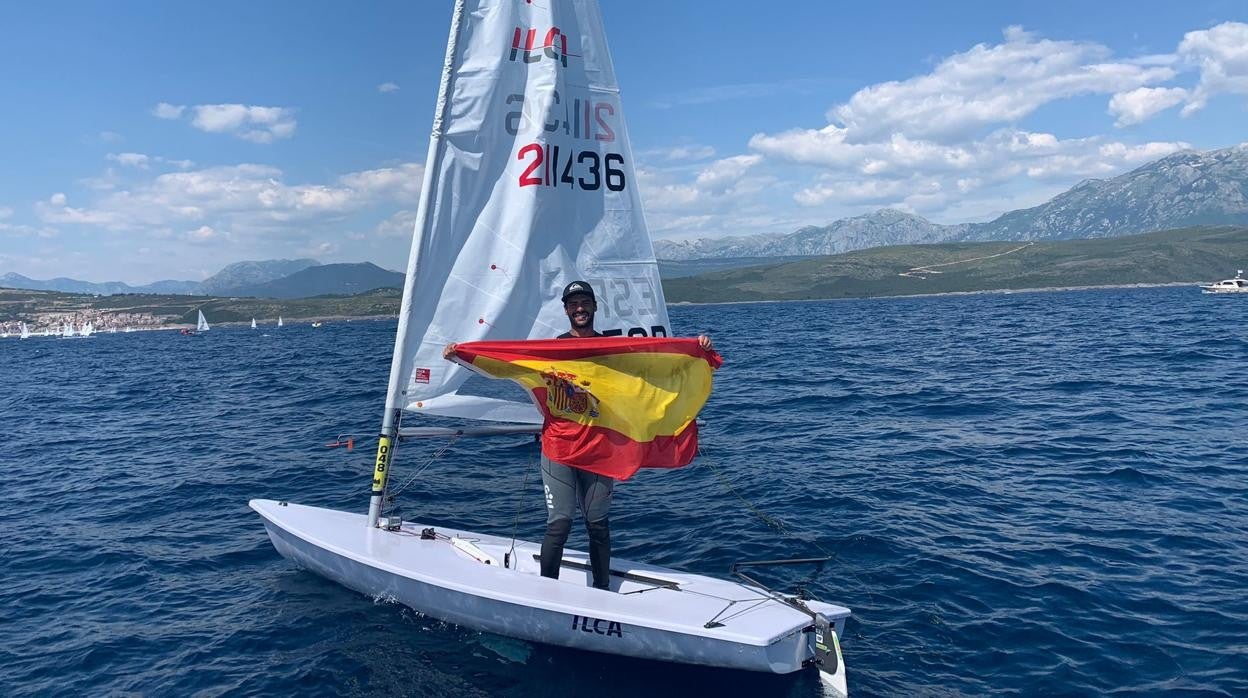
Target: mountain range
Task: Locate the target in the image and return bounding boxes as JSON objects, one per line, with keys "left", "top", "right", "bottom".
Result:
{"left": 654, "top": 143, "right": 1248, "bottom": 260}
{"left": 5, "top": 143, "right": 1247, "bottom": 296}
{"left": 0, "top": 273, "right": 201, "bottom": 296}
{"left": 0, "top": 259, "right": 403, "bottom": 299}
{"left": 225, "top": 262, "right": 404, "bottom": 299}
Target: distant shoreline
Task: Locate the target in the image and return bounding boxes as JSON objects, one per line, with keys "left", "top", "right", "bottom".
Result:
{"left": 667, "top": 281, "right": 1203, "bottom": 306}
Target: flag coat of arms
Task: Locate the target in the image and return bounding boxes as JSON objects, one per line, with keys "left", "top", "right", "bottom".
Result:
{"left": 451, "top": 337, "right": 722, "bottom": 480}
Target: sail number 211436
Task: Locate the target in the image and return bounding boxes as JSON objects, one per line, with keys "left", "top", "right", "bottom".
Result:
{"left": 518, "top": 143, "right": 626, "bottom": 191}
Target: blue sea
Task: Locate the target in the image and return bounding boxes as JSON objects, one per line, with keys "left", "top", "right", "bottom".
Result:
{"left": 2, "top": 286, "right": 1245, "bottom": 696}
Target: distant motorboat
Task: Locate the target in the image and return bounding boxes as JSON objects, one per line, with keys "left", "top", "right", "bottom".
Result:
{"left": 311, "top": 321, "right": 323, "bottom": 328}
{"left": 1201, "top": 270, "right": 1248, "bottom": 294}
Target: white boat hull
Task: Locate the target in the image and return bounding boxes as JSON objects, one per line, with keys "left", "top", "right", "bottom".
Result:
{"left": 251, "top": 499, "right": 848, "bottom": 686}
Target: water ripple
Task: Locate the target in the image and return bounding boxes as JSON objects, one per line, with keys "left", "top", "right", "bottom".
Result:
{"left": 1, "top": 288, "right": 1246, "bottom": 696}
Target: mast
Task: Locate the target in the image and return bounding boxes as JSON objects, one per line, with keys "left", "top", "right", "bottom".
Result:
{"left": 367, "top": 0, "right": 467, "bottom": 528}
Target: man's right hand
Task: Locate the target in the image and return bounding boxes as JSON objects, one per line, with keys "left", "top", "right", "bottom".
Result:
{"left": 442, "top": 343, "right": 458, "bottom": 360}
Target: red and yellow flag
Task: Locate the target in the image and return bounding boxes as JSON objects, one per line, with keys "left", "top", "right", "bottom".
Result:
{"left": 451, "top": 337, "right": 723, "bottom": 480}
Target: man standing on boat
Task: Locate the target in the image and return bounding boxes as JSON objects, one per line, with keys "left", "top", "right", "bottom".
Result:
{"left": 444, "top": 280, "right": 711, "bottom": 591}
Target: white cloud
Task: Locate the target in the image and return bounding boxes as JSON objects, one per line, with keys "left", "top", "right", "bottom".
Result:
{"left": 0, "top": 221, "right": 60, "bottom": 239}
{"left": 185, "top": 225, "right": 229, "bottom": 243}
{"left": 98, "top": 131, "right": 124, "bottom": 143}
{"left": 714, "top": 25, "right": 1206, "bottom": 225}
{"left": 152, "top": 102, "right": 186, "bottom": 119}
{"left": 105, "top": 152, "right": 195, "bottom": 171}
{"left": 152, "top": 102, "right": 298, "bottom": 143}
{"left": 37, "top": 192, "right": 120, "bottom": 226}
{"left": 36, "top": 162, "right": 424, "bottom": 234}
{"left": 0, "top": 206, "right": 12, "bottom": 220}
{"left": 1108, "top": 87, "right": 1188, "bottom": 126}
{"left": 108, "top": 152, "right": 151, "bottom": 169}
{"left": 188, "top": 104, "right": 298, "bottom": 143}
{"left": 643, "top": 145, "right": 717, "bottom": 162}
{"left": 378, "top": 82, "right": 400, "bottom": 93}
{"left": 1177, "top": 22, "right": 1248, "bottom": 115}
{"left": 827, "top": 26, "right": 1175, "bottom": 143}
{"left": 375, "top": 210, "right": 418, "bottom": 238}
{"left": 694, "top": 155, "right": 762, "bottom": 193}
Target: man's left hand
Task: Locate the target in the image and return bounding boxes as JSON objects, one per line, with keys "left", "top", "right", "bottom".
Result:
{"left": 698, "top": 334, "right": 713, "bottom": 351}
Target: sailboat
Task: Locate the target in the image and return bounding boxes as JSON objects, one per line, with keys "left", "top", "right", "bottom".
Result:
{"left": 197, "top": 310, "right": 211, "bottom": 332}
{"left": 19, "top": 322, "right": 30, "bottom": 340}
{"left": 251, "top": 318, "right": 257, "bottom": 330}
{"left": 277, "top": 316, "right": 284, "bottom": 328}
{"left": 249, "top": 1, "right": 849, "bottom": 692}
{"left": 80, "top": 322, "right": 95, "bottom": 338}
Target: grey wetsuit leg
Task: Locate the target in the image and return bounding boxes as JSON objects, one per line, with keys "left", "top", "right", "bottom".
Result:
{"left": 540, "top": 455, "right": 577, "bottom": 579}
{"left": 541, "top": 455, "right": 578, "bottom": 523}
{"left": 575, "top": 468, "right": 614, "bottom": 523}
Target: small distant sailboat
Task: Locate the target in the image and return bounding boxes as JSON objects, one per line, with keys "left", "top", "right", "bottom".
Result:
{"left": 197, "top": 310, "right": 211, "bottom": 332}
{"left": 251, "top": 318, "right": 258, "bottom": 330}
{"left": 20, "top": 322, "right": 31, "bottom": 340}
{"left": 277, "top": 316, "right": 284, "bottom": 328}
{"left": 80, "top": 322, "right": 95, "bottom": 338}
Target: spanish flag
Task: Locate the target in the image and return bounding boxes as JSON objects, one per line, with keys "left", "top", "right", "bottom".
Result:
{"left": 451, "top": 337, "right": 723, "bottom": 480}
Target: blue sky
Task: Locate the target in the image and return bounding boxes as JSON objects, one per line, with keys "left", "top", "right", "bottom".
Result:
{"left": 1, "top": 0, "right": 1246, "bottom": 284}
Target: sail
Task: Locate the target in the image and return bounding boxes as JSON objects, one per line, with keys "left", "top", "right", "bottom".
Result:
{"left": 391, "top": 0, "right": 671, "bottom": 424}
{"left": 81, "top": 322, "right": 94, "bottom": 337}
{"left": 277, "top": 316, "right": 284, "bottom": 327}
{"left": 62, "top": 323, "right": 74, "bottom": 338}
{"left": 251, "top": 318, "right": 257, "bottom": 329}
{"left": 197, "top": 311, "right": 210, "bottom": 332}
{"left": 20, "top": 322, "right": 30, "bottom": 339}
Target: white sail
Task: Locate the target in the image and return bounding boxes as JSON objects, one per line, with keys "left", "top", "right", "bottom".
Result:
{"left": 62, "top": 323, "right": 74, "bottom": 338}
{"left": 277, "top": 316, "right": 284, "bottom": 327}
{"left": 197, "top": 311, "right": 210, "bottom": 332}
{"left": 390, "top": 0, "right": 671, "bottom": 424}
{"left": 20, "top": 322, "right": 30, "bottom": 339}
{"left": 251, "top": 318, "right": 257, "bottom": 329}
{"left": 81, "top": 322, "right": 94, "bottom": 337}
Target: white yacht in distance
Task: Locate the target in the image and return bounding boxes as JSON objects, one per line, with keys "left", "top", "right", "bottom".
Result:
{"left": 1202, "top": 270, "right": 1248, "bottom": 293}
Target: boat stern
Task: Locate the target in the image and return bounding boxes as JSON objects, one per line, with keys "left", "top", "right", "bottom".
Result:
{"left": 805, "top": 599, "right": 851, "bottom": 696}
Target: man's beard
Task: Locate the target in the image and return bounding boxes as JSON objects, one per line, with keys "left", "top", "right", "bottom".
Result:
{"left": 570, "top": 311, "right": 594, "bottom": 328}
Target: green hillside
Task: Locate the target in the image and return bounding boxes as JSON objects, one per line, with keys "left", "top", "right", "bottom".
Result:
{"left": 0, "top": 287, "right": 402, "bottom": 325}
{"left": 662, "top": 226, "right": 1248, "bottom": 303}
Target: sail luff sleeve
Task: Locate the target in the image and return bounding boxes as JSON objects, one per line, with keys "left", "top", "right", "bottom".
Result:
{"left": 368, "top": 0, "right": 467, "bottom": 528}
{"left": 451, "top": 337, "right": 722, "bottom": 480}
